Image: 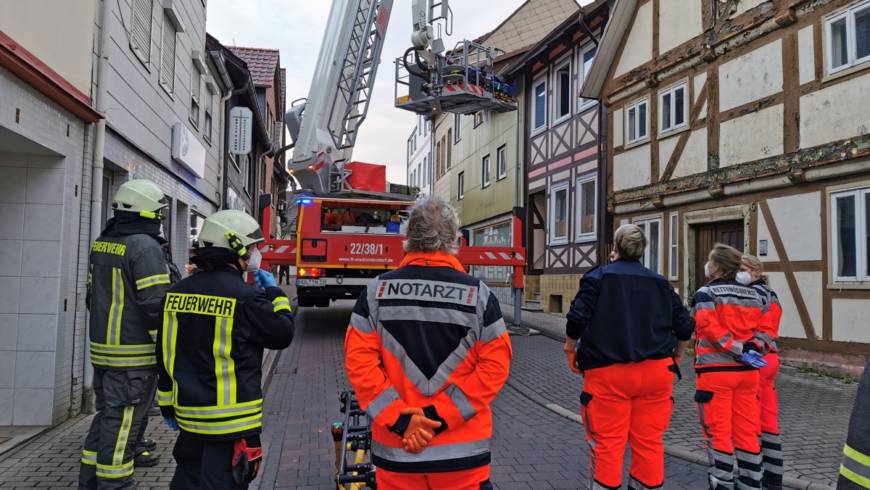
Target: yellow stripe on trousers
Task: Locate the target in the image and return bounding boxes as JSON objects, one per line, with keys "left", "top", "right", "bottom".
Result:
{"left": 112, "top": 406, "right": 134, "bottom": 466}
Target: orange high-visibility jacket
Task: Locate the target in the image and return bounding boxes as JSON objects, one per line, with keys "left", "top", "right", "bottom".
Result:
{"left": 344, "top": 251, "right": 512, "bottom": 473}
{"left": 750, "top": 280, "right": 782, "bottom": 352}
{"left": 692, "top": 279, "right": 769, "bottom": 372}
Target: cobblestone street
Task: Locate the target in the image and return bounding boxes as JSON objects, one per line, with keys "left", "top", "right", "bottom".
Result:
{"left": 0, "top": 301, "right": 856, "bottom": 489}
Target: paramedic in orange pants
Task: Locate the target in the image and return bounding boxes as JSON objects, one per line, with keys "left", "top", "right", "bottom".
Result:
{"left": 741, "top": 255, "right": 784, "bottom": 489}
{"left": 693, "top": 244, "right": 770, "bottom": 490}
{"left": 344, "top": 196, "right": 511, "bottom": 490}
{"left": 565, "top": 224, "right": 695, "bottom": 490}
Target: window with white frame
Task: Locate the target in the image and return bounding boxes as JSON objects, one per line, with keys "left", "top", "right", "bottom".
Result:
{"left": 626, "top": 98, "right": 649, "bottom": 144}
{"left": 496, "top": 145, "right": 507, "bottom": 180}
{"left": 190, "top": 64, "right": 201, "bottom": 128}
{"left": 831, "top": 187, "right": 870, "bottom": 281}
{"left": 659, "top": 83, "right": 687, "bottom": 134}
{"left": 454, "top": 113, "right": 462, "bottom": 143}
{"left": 474, "top": 111, "right": 485, "bottom": 128}
{"left": 826, "top": 1, "right": 870, "bottom": 75}
{"left": 575, "top": 174, "right": 597, "bottom": 242}
{"left": 553, "top": 59, "right": 571, "bottom": 123}
{"left": 550, "top": 183, "right": 569, "bottom": 244}
{"left": 635, "top": 217, "right": 662, "bottom": 274}
{"left": 422, "top": 156, "right": 428, "bottom": 187}
{"left": 482, "top": 154, "right": 491, "bottom": 188}
{"left": 131, "top": 0, "right": 153, "bottom": 63}
{"left": 458, "top": 171, "right": 465, "bottom": 199}
{"left": 578, "top": 45, "right": 597, "bottom": 109}
{"left": 159, "top": 14, "right": 177, "bottom": 93}
{"left": 532, "top": 77, "right": 547, "bottom": 131}
{"left": 668, "top": 213, "right": 679, "bottom": 279}
{"left": 204, "top": 89, "right": 213, "bottom": 142}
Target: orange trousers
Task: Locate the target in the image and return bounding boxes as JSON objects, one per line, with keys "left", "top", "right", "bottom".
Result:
{"left": 581, "top": 358, "right": 674, "bottom": 489}
{"left": 375, "top": 465, "right": 491, "bottom": 490}
{"left": 696, "top": 369, "right": 761, "bottom": 489}
{"left": 759, "top": 353, "right": 780, "bottom": 435}
{"left": 759, "top": 353, "right": 783, "bottom": 489}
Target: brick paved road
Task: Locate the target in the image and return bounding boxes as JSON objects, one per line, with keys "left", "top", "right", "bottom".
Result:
{"left": 257, "top": 302, "right": 709, "bottom": 489}
{"left": 3, "top": 298, "right": 844, "bottom": 489}
{"left": 0, "top": 411, "right": 178, "bottom": 489}
{"left": 504, "top": 308, "right": 857, "bottom": 488}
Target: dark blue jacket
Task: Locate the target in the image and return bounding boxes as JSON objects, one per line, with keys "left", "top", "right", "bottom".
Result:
{"left": 565, "top": 259, "right": 694, "bottom": 370}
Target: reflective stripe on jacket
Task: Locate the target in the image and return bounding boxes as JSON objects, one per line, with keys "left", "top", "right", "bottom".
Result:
{"left": 88, "top": 233, "right": 171, "bottom": 369}
{"left": 345, "top": 251, "right": 512, "bottom": 473}
{"left": 841, "top": 361, "right": 870, "bottom": 488}
{"left": 156, "top": 268, "right": 294, "bottom": 440}
{"left": 692, "top": 279, "right": 768, "bottom": 372}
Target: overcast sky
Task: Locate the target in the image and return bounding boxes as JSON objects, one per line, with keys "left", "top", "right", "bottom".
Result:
{"left": 207, "top": 0, "right": 535, "bottom": 183}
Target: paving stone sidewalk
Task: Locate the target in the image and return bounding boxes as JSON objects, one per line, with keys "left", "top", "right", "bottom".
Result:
{"left": 0, "top": 411, "right": 178, "bottom": 489}
{"left": 256, "top": 303, "right": 710, "bottom": 489}
{"left": 503, "top": 307, "right": 859, "bottom": 488}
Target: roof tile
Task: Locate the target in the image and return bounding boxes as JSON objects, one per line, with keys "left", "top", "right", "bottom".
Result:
{"left": 228, "top": 46, "right": 280, "bottom": 87}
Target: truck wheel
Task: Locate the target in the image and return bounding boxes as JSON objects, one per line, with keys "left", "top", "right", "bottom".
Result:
{"left": 298, "top": 295, "right": 314, "bottom": 308}
{"left": 315, "top": 299, "right": 330, "bottom": 308}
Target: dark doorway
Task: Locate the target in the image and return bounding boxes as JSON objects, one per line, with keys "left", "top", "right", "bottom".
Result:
{"left": 528, "top": 192, "right": 546, "bottom": 274}
{"left": 693, "top": 220, "right": 744, "bottom": 291}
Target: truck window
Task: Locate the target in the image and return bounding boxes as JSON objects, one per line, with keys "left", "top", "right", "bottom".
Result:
{"left": 319, "top": 205, "right": 408, "bottom": 234}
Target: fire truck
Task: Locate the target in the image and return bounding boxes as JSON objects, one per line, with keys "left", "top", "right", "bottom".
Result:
{"left": 259, "top": 0, "right": 525, "bottom": 312}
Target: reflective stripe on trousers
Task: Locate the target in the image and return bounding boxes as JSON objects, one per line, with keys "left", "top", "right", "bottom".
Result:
{"left": 735, "top": 449, "right": 763, "bottom": 490}
{"left": 841, "top": 444, "right": 870, "bottom": 488}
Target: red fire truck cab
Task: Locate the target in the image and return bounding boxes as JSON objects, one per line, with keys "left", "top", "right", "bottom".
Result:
{"left": 259, "top": 188, "right": 525, "bottom": 310}
{"left": 290, "top": 193, "right": 414, "bottom": 307}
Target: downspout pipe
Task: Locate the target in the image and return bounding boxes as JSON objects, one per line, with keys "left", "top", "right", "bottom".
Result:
{"left": 84, "top": 0, "right": 113, "bottom": 411}
{"left": 512, "top": 79, "right": 524, "bottom": 328}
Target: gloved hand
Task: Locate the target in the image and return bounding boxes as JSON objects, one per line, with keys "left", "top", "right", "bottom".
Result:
{"left": 253, "top": 269, "right": 277, "bottom": 289}
{"left": 737, "top": 350, "right": 768, "bottom": 369}
{"left": 163, "top": 416, "right": 179, "bottom": 431}
{"left": 398, "top": 408, "right": 442, "bottom": 454}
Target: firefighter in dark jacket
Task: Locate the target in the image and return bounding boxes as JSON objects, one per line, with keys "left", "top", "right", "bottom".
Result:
{"left": 156, "top": 209, "right": 294, "bottom": 489}
{"left": 565, "top": 224, "right": 695, "bottom": 490}
{"left": 79, "top": 179, "right": 173, "bottom": 489}
{"left": 839, "top": 358, "right": 870, "bottom": 489}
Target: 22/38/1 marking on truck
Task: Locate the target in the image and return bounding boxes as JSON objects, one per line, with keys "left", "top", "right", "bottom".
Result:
{"left": 350, "top": 243, "right": 385, "bottom": 255}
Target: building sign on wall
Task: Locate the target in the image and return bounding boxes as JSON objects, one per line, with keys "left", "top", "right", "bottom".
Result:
{"left": 229, "top": 107, "right": 253, "bottom": 155}
{"left": 471, "top": 221, "right": 512, "bottom": 284}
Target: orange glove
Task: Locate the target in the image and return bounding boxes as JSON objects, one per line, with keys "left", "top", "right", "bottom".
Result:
{"left": 398, "top": 408, "right": 442, "bottom": 454}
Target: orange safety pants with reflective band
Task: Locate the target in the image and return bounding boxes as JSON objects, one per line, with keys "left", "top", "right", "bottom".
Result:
{"left": 696, "top": 369, "right": 762, "bottom": 489}
{"left": 580, "top": 358, "right": 674, "bottom": 489}
{"left": 375, "top": 465, "right": 491, "bottom": 490}
{"left": 759, "top": 353, "right": 783, "bottom": 488}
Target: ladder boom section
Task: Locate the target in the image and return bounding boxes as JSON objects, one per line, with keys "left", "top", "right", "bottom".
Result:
{"left": 289, "top": 0, "right": 393, "bottom": 194}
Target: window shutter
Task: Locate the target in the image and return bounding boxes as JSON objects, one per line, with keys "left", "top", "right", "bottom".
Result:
{"left": 160, "top": 18, "right": 176, "bottom": 90}
{"left": 131, "top": 0, "right": 153, "bottom": 60}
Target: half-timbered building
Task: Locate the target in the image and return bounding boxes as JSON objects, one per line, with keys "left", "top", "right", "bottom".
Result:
{"left": 505, "top": 0, "right": 612, "bottom": 315}
{"left": 582, "top": 0, "right": 870, "bottom": 361}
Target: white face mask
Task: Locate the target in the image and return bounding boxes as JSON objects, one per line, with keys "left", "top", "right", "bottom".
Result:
{"left": 704, "top": 262, "right": 712, "bottom": 279}
{"left": 245, "top": 246, "right": 262, "bottom": 272}
{"left": 736, "top": 271, "right": 753, "bottom": 285}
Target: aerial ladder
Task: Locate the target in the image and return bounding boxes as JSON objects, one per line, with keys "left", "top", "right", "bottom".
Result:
{"left": 256, "top": 2, "right": 524, "bottom": 487}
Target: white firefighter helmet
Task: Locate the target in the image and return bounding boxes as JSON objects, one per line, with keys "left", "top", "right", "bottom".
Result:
{"left": 196, "top": 209, "right": 264, "bottom": 256}
{"left": 112, "top": 179, "right": 167, "bottom": 218}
